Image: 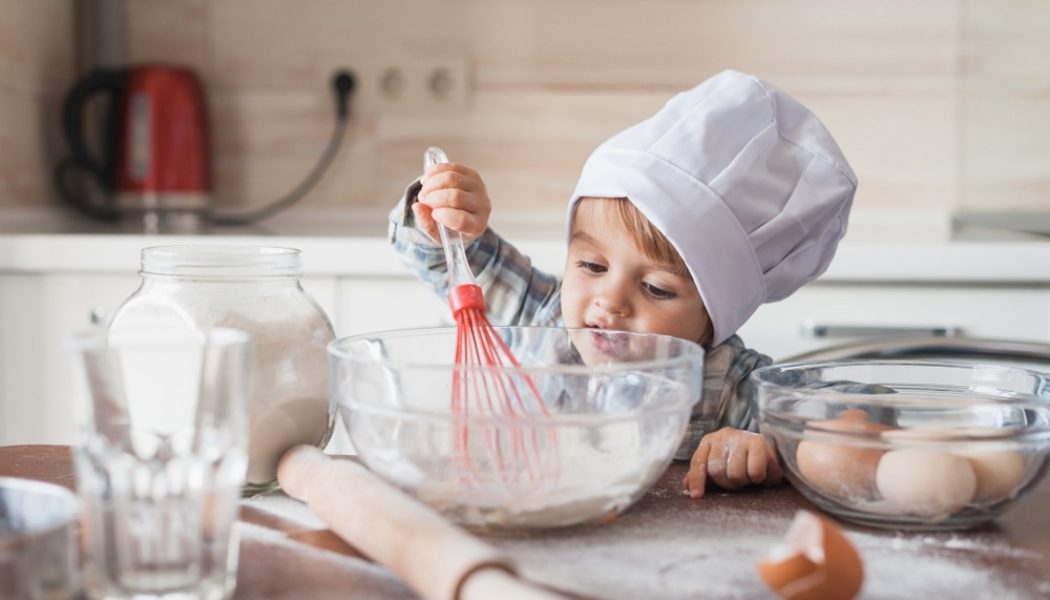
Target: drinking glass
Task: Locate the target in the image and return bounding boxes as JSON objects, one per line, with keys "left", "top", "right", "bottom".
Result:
{"left": 68, "top": 328, "right": 251, "bottom": 600}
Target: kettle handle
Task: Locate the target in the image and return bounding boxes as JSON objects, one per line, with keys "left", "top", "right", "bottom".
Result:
{"left": 60, "top": 68, "right": 125, "bottom": 188}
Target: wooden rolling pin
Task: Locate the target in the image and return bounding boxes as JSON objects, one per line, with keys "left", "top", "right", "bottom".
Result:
{"left": 276, "top": 445, "right": 567, "bottom": 600}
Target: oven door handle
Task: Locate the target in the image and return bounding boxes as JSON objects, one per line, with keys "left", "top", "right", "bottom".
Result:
{"left": 800, "top": 321, "right": 962, "bottom": 339}
{"left": 785, "top": 335, "right": 1050, "bottom": 364}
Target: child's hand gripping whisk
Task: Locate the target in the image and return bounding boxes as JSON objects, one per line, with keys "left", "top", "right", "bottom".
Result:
{"left": 423, "top": 146, "right": 552, "bottom": 484}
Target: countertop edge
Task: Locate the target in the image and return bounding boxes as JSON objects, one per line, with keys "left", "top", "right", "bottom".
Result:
{"left": 5, "top": 201, "right": 1050, "bottom": 285}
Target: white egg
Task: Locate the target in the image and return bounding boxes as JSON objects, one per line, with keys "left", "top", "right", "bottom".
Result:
{"left": 880, "top": 427, "right": 1028, "bottom": 505}
{"left": 875, "top": 450, "right": 977, "bottom": 517}
{"left": 963, "top": 450, "right": 1027, "bottom": 503}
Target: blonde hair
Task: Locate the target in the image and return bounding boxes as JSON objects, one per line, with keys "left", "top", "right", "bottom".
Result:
{"left": 606, "top": 198, "right": 689, "bottom": 276}
{"left": 576, "top": 197, "right": 710, "bottom": 345}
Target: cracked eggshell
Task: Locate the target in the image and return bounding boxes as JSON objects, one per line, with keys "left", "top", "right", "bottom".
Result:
{"left": 756, "top": 509, "right": 864, "bottom": 600}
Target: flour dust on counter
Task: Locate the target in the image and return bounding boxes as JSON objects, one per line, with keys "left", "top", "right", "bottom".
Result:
{"left": 486, "top": 482, "right": 1035, "bottom": 600}
{"left": 848, "top": 530, "right": 1034, "bottom": 598}
{"left": 489, "top": 498, "right": 784, "bottom": 599}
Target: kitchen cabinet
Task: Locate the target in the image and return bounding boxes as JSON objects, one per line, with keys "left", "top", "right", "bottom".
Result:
{"left": 0, "top": 268, "right": 450, "bottom": 446}
{"left": 335, "top": 277, "right": 448, "bottom": 335}
{"left": 7, "top": 272, "right": 1050, "bottom": 445}
{"left": 4, "top": 226, "right": 1050, "bottom": 446}
{"left": 0, "top": 274, "right": 138, "bottom": 444}
{"left": 0, "top": 271, "right": 337, "bottom": 445}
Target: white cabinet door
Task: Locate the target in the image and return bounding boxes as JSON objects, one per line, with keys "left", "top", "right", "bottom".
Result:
{"left": 326, "top": 277, "right": 449, "bottom": 455}
{"left": 0, "top": 273, "right": 338, "bottom": 446}
{"left": 738, "top": 284, "right": 1050, "bottom": 361}
{"left": 335, "top": 277, "right": 449, "bottom": 336}
{"left": 0, "top": 273, "right": 140, "bottom": 444}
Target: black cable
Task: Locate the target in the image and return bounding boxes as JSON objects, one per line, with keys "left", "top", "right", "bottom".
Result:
{"left": 207, "top": 116, "right": 347, "bottom": 226}
{"left": 208, "top": 70, "right": 356, "bottom": 226}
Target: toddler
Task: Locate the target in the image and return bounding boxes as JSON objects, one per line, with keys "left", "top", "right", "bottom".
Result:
{"left": 388, "top": 70, "right": 857, "bottom": 498}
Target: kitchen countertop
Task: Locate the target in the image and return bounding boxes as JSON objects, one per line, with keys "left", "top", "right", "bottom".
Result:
{"left": 3, "top": 444, "right": 1049, "bottom": 599}
{"left": 3, "top": 206, "right": 1050, "bottom": 282}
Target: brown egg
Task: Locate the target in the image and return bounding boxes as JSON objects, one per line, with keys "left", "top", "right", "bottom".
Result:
{"left": 796, "top": 410, "right": 889, "bottom": 499}
{"left": 756, "top": 509, "right": 864, "bottom": 600}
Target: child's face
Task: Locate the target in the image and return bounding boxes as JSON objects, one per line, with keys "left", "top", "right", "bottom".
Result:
{"left": 561, "top": 198, "right": 712, "bottom": 347}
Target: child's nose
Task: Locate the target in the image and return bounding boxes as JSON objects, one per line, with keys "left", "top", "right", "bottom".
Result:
{"left": 595, "top": 286, "right": 629, "bottom": 317}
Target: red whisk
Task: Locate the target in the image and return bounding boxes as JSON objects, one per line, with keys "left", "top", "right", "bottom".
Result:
{"left": 423, "top": 146, "right": 551, "bottom": 484}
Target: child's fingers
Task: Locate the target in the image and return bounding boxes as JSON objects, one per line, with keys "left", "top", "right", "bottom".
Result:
{"left": 419, "top": 189, "right": 490, "bottom": 230}
{"left": 705, "top": 442, "right": 731, "bottom": 490}
{"left": 422, "top": 162, "right": 460, "bottom": 180}
{"left": 684, "top": 442, "right": 711, "bottom": 498}
{"left": 724, "top": 443, "right": 749, "bottom": 489}
{"left": 430, "top": 206, "right": 486, "bottom": 238}
{"left": 411, "top": 203, "right": 441, "bottom": 243}
{"left": 746, "top": 435, "right": 769, "bottom": 484}
{"left": 421, "top": 171, "right": 471, "bottom": 195}
{"left": 421, "top": 164, "right": 482, "bottom": 194}
{"left": 425, "top": 162, "right": 482, "bottom": 181}
{"left": 419, "top": 188, "right": 473, "bottom": 211}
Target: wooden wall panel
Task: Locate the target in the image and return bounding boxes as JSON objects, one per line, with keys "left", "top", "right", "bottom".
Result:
{"left": 0, "top": 0, "right": 74, "bottom": 208}
{"left": 5, "top": 0, "right": 1046, "bottom": 218}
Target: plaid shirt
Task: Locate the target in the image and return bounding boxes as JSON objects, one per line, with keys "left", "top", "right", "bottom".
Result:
{"left": 388, "top": 188, "right": 772, "bottom": 460}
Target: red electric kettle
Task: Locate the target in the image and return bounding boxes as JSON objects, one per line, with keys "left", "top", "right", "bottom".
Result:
{"left": 56, "top": 64, "right": 211, "bottom": 226}
{"left": 56, "top": 65, "right": 357, "bottom": 230}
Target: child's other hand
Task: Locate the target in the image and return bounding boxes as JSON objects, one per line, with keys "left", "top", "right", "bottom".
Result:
{"left": 413, "top": 163, "right": 491, "bottom": 245}
{"left": 682, "top": 427, "right": 783, "bottom": 498}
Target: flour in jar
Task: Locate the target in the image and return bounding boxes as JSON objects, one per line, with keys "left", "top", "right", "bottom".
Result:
{"left": 218, "top": 309, "right": 333, "bottom": 485}
{"left": 109, "top": 284, "right": 335, "bottom": 486}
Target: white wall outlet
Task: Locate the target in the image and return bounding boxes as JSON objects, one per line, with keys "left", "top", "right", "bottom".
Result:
{"left": 356, "top": 56, "right": 470, "bottom": 114}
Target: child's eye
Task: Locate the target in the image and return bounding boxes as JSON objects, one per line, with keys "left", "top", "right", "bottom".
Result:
{"left": 643, "top": 282, "right": 676, "bottom": 299}
{"left": 576, "top": 260, "right": 606, "bottom": 274}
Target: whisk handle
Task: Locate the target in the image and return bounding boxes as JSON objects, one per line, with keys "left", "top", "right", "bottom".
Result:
{"left": 439, "top": 224, "right": 477, "bottom": 288}
{"left": 424, "top": 146, "right": 478, "bottom": 289}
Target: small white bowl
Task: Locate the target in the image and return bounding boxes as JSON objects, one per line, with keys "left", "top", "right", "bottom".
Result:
{"left": 0, "top": 477, "right": 81, "bottom": 597}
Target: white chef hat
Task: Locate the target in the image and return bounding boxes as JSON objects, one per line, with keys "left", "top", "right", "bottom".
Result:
{"left": 568, "top": 69, "right": 857, "bottom": 346}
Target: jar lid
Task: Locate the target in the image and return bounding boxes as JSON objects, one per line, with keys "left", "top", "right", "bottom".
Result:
{"left": 141, "top": 245, "right": 303, "bottom": 279}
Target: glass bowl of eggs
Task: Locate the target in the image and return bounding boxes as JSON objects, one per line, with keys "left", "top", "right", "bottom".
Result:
{"left": 328, "top": 326, "right": 705, "bottom": 530}
{"left": 754, "top": 360, "right": 1050, "bottom": 530}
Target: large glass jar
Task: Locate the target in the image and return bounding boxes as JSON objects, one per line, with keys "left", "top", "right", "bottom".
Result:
{"left": 108, "top": 245, "right": 336, "bottom": 494}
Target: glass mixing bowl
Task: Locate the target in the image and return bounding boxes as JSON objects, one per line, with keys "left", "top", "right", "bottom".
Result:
{"left": 754, "top": 360, "right": 1050, "bottom": 530}
{"left": 328, "top": 326, "right": 705, "bottom": 529}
